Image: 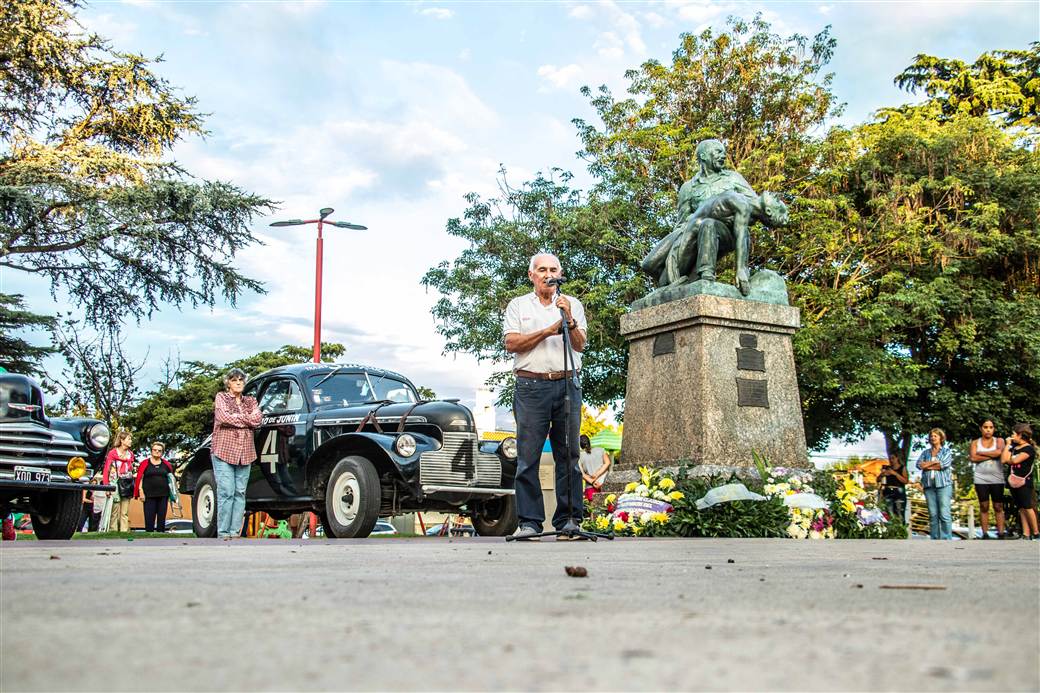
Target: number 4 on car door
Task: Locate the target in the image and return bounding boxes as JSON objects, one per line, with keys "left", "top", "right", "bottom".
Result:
{"left": 260, "top": 430, "right": 279, "bottom": 473}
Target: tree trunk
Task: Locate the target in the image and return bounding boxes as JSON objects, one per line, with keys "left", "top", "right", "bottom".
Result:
{"left": 882, "top": 429, "right": 913, "bottom": 466}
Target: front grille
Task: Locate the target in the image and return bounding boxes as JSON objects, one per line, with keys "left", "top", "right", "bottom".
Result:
{"left": 420, "top": 432, "right": 500, "bottom": 488}
{"left": 0, "top": 423, "right": 87, "bottom": 469}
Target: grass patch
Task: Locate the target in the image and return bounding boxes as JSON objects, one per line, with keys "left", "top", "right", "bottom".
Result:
{"left": 15, "top": 531, "right": 187, "bottom": 541}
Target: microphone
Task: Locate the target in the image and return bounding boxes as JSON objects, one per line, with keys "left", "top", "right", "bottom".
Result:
{"left": 544, "top": 277, "right": 566, "bottom": 287}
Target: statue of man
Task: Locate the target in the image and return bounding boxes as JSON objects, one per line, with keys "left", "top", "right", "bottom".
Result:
{"left": 674, "top": 190, "right": 789, "bottom": 295}
{"left": 640, "top": 139, "right": 756, "bottom": 287}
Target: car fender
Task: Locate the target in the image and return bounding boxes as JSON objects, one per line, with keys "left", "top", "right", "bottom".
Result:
{"left": 305, "top": 431, "right": 438, "bottom": 494}
{"left": 178, "top": 437, "right": 213, "bottom": 495}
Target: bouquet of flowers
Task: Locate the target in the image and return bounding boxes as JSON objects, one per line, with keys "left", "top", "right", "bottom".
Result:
{"left": 762, "top": 469, "right": 835, "bottom": 539}
{"left": 583, "top": 466, "right": 683, "bottom": 536}
{"left": 835, "top": 475, "right": 890, "bottom": 537}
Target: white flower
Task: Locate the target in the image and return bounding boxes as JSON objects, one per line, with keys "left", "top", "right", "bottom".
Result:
{"left": 639, "top": 512, "right": 652, "bottom": 524}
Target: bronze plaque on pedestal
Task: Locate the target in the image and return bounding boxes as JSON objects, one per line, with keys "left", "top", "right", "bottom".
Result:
{"left": 736, "top": 378, "right": 769, "bottom": 408}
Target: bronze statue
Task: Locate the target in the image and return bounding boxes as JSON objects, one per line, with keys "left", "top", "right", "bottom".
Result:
{"left": 668, "top": 190, "right": 788, "bottom": 295}
{"left": 640, "top": 139, "right": 786, "bottom": 297}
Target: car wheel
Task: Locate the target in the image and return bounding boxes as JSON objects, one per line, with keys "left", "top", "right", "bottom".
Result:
{"left": 470, "top": 495, "right": 519, "bottom": 537}
{"left": 192, "top": 469, "right": 218, "bottom": 538}
{"left": 323, "top": 456, "right": 379, "bottom": 538}
{"left": 30, "top": 491, "right": 81, "bottom": 540}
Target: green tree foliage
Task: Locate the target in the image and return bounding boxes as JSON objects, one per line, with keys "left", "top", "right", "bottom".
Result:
{"left": 0, "top": 0, "right": 274, "bottom": 323}
{"left": 795, "top": 83, "right": 1039, "bottom": 459}
{"left": 894, "top": 44, "right": 1039, "bottom": 128}
{"left": 0, "top": 293, "right": 54, "bottom": 377}
{"left": 424, "top": 17, "right": 839, "bottom": 407}
{"left": 124, "top": 343, "right": 345, "bottom": 452}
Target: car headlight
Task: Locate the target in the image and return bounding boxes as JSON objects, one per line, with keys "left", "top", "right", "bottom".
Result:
{"left": 87, "top": 423, "right": 111, "bottom": 450}
{"left": 500, "top": 436, "right": 517, "bottom": 460}
{"left": 395, "top": 433, "right": 417, "bottom": 457}
{"left": 67, "top": 457, "right": 87, "bottom": 479}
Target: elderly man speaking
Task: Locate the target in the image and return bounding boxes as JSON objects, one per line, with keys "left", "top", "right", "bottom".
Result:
{"left": 503, "top": 253, "right": 588, "bottom": 541}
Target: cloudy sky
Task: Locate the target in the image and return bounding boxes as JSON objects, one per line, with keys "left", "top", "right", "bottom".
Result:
{"left": 4, "top": 0, "right": 1036, "bottom": 458}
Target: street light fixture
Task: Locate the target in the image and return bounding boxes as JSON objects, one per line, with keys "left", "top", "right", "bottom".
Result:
{"left": 269, "top": 207, "right": 368, "bottom": 363}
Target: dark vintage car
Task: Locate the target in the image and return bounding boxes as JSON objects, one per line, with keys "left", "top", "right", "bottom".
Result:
{"left": 0, "top": 373, "right": 113, "bottom": 539}
{"left": 179, "top": 363, "right": 518, "bottom": 538}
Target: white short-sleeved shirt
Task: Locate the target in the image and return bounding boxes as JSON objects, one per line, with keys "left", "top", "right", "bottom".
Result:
{"left": 503, "top": 292, "right": 587, "bottom": 373}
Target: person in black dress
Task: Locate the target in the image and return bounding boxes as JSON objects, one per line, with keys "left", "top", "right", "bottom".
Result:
{"left": 877, "top": 453, "right": 908, "bottom": 522}
{"left": 1000, "top": 424, "right": 1037, "bottom": 540}
{"left": 134, "top": 442, "right": 174, "bottom": 532}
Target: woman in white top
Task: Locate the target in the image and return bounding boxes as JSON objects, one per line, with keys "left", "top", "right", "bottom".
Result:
{"left": 578, "top": 435, "right": 611, "bottom": 502}
{"left": 969, "top": 419, "right": 1006, "bottom": 539}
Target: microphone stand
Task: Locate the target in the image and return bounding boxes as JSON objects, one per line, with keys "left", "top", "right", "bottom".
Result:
{"left": 507, "top": 283, "right": 610, "bottom": 542}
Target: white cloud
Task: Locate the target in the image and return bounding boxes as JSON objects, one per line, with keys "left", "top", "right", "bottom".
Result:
{"left": 271, "top": 1, "right": 327, "bottom": 16}
{"left": 594, "top": 31, "right": 625, "bottom": 60}
{"left": 79, "top": 13, "right": 138, "bottom": 44}
{"left": 379, "top": 60, "right": 499, "bottom": 128}
{"left": 536, "top": 63, "right": 584, "bottom": 91}
{"left": 419, "top": 7, "right": 454, "bottom": 20}
{"left": 818, "top": 5, "right": 833, "bottom": 15}
{"left": 672, "top": 0, "right": 730, "bottom": 29}
{"left": 458, "top": 47, "right": 471, "bottom": 61}
{"left": 643, "top": 11, "right": 669, "bottom": 29}
{"left": 569, "top": 5, "right": 593, "bottom": 20}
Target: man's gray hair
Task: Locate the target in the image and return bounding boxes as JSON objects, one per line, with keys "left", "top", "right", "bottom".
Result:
{"left": 528, "top": 253, "right": 563, "bottom": 272}
{"left": 223, "top": 368, "right": 248, "bottom": 388}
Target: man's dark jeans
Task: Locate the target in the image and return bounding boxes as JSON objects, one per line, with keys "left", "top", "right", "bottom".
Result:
{"left": 513, "top": 376, "right": 583, "bottom": 531}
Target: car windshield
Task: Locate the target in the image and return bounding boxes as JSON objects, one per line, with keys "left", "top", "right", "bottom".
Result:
{"left": 306, "top": 372, "right": 417, "bottom": 407}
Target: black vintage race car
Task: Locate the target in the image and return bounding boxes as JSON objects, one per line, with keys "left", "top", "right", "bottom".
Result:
{"left": 0, "top": 373, "right": 113, "bottom": 539}
{"left": 179, "top": 363, "right": 518, "bottom": 538}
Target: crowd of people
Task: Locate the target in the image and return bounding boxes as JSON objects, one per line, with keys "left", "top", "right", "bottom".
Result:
{"left": 81, "top": 433, "right": 180, "bottom": 533}
{"left": 901, "top": 421, "right": 1036, "bottom": 540}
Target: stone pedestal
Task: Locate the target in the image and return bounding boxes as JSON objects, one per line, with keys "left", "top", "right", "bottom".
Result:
{"left": 617, "top": 293, "right": 808, "bottom": 481}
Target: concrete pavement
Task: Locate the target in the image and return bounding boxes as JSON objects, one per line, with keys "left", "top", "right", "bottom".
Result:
{"left": 1, "top": 537, "right": 1038, "bottom": 691}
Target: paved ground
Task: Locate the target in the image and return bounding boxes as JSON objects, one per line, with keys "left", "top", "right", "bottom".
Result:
{"left": 1, "top": 536, "right": 1038, "bottom": 692}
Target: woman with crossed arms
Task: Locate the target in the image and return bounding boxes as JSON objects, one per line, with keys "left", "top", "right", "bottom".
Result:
{"left": 916, "top": 428, "right": 953, "bottom": 540}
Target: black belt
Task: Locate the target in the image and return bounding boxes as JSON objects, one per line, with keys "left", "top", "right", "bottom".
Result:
{"left": 515, "top": 369, "right": 578, "bottom": 381}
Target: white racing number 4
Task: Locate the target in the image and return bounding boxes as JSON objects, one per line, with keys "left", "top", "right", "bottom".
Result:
{"left": 260, "top": 430, "right": 279, "bottom": 473}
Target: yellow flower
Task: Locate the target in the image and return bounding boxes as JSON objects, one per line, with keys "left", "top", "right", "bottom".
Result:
{"left": 604, "top": 493, "right": 617, "bottom": 505}
{"left": 668, "top": 491, "right": 684, "bottom": 501}
{"left": 639, "top": 465, "right": 653, "bottom": 486}
{"left": 612, "top": 519, "right": 626, "bottom": 532}
{"left": 651, "top": 512, "right": 669, "bottom": 524}
{"left": 624, "top": 481, "right": 638, "bottom": 493}
{"left": 658, "top": 478, "right": 676, "bottom": 491}
{"left": 595, "top": 516, "right": 610, "bottom": 530}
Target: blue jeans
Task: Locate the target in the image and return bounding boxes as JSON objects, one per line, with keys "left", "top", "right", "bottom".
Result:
{"left": 213, "top": 455, "right": 250, "bottom": 537}
{"left": 513, "top": 376, "right": 583, "bottom": 531}
{"left": 923, "top": 484, "right": 953, "bottom": 540}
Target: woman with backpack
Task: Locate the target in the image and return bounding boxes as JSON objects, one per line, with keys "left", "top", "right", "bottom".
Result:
{"left": 102, "top": 430, "right": 136, "bottom": 532}
{"left": 1001, "top": 424, "right": 1037, "bottom": 540}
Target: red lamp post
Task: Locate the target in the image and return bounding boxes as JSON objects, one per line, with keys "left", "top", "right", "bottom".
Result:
{"left": 270, "top": 208, "right": 367, "bottom": 362}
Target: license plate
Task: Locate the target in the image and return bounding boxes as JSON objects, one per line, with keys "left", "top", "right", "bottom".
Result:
{"left": 14, "top": 466, "right": 51, "bottom": 483}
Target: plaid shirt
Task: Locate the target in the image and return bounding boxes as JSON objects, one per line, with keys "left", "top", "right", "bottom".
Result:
{"left": 211, "top": 392, "right": 262, "bottom": 465}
